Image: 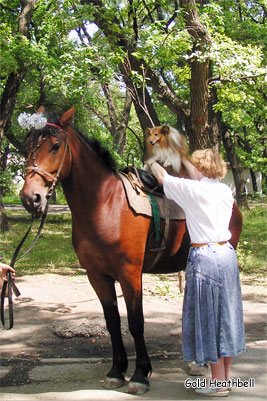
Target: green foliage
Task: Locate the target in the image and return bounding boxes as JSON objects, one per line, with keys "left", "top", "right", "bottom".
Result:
{"left": 1, "top": 0, "right": 266, "bottom": 194}
{"left": 0, "top": 143, "right": 24, "bottom": 195}
{"left": 200, "top": 2, "right": 267, "bottom": 176}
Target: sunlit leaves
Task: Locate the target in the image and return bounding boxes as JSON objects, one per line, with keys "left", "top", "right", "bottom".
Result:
{"left": 209, "top": 34, "right": 265, "bottom": 80}
{"left": 1, "top": 0, "right": 266, "bottom": 181}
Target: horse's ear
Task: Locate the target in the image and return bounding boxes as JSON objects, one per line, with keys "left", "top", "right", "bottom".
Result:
{"left": 161, "top": 125, "right": 170, "bottom": 135}
{"left": 60, "top": 106, "right": 75, "bottom": 128}
{"left": 37, "top": 106, "right": 45, "bottom": 114}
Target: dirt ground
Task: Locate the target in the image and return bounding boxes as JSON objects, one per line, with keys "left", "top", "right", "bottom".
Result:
{"left": 1, "top": 272, "right": 266, "bottom": 400}
{"left": 1, "top": 204, "right": 267, "bottom": 399}
{"left": 1, "top": 273, "right": 187, "bottom": 361}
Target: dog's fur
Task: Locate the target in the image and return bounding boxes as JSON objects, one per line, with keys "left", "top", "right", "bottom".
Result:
{"left": 144, "top": 125, "right": 189, "bottom": 176}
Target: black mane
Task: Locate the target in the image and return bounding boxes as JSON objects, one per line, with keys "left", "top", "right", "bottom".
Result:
{"left": 72, "top": 127, "right": 117, "bottom": 173}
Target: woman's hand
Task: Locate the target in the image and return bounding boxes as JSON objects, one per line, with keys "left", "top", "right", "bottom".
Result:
{"left": 148, "top": 162, "right": 168, "bottom": 184}
{"left": 0, "top": 263, "right": 15, "bottom": 281}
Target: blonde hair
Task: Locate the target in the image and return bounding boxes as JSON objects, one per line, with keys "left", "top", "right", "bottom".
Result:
{"left": 191, "top": 148, "right": 227, "bottom": 179}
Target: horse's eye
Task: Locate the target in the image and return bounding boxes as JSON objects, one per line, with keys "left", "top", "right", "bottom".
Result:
{"left": 51, "top": 143, "right": 60, "bottom": 152}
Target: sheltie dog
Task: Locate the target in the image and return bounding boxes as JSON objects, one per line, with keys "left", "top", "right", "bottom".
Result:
{"left": 144, "top": 125, "right": 189, "bottom": 176}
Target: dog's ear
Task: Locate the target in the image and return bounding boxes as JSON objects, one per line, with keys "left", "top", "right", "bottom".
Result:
{"left": 36, "top": 106, "right": 45, "bottom": 114}
{"left": 161, "top": 125, "right": 170, "bottom": 135}
{"left": 145, "top": 128, "right": 151, "bottom": 136}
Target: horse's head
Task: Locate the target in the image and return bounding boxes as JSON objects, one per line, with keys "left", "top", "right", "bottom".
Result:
{"left": 20, "top": 106, "right": 74, "bottom": 216}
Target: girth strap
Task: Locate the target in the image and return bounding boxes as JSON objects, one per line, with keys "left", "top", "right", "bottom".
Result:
{"left": 146, "top": 196, "right": 170, "bottom": 272}
{"left": 147, "top": 194, "right": 161, "bottom": 242}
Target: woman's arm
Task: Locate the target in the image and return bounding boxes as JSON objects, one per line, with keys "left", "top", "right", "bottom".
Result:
{"left": 181, "top": 157, "right": 197, "bottom": 180}
{"left": 149, "top": 162, "right": 168, "bottom": 184}
{"left": 181, "top": 157, "right": 203, "bottom": 180}
{"left": 149, "top": 158, "right": 203, "bottom": 183}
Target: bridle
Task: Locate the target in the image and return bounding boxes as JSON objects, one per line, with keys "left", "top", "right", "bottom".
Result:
{"left": 1, "top": 122, "right": 71, "bottom": 330}
{"left": 26, "top": 123, "right": 71, "bottom": 198}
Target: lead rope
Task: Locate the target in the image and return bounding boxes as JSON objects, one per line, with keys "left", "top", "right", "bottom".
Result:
{"left": 0, "top": 198, "right": 51, "bottom": 330}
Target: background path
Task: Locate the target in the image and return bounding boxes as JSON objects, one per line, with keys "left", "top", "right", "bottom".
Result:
{"left": 1, "top": 273, "right": 266, "bottom": 401}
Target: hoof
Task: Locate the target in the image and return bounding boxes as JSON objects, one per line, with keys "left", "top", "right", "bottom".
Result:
{"left": 188, "top": 361, "right": 209, "bottom": 376}
{"left": 103, "top": 377, "right": 125, "bottom": 389}
{"left": 126, "top": 381, "right": 149, "bottom": 395}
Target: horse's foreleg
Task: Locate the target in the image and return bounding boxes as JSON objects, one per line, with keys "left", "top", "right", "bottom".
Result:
{"left": 87, "top": 273, "right": 128, "bottom": 389}
{"left": 120, "top": 273, "right": 152, "bottom": 395}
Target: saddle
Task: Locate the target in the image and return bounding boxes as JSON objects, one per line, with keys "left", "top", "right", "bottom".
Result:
{"left": 119, "top": 166, "right": 163, "bottom": 195}
{"left": 118, "top": 167, "right": 185, "bottom": 272}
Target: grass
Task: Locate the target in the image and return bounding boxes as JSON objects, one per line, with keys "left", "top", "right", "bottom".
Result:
{"left": 237, "top": 205, "right": 267, "bottom": 276}
{"left": 236, "top": 196, "right": 267, "bottom": 293}
{"left": 2, "top": 212, "right": 82, "bottom": 276}
{"left": 1, "top": 195, "right": 266, "bottom": 292}
{"left": 2, "top": 183, "right": 67, "bottom": 205}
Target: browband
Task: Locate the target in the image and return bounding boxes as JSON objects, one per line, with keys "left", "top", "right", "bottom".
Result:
{"left": 46, "top": 123, "right": 64, "bottom": 130}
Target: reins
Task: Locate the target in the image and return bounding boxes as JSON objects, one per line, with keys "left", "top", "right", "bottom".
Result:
{"left": 1, "top": 124, "right": 70, "bottom": 330}
{"left": 1, "top": 210, "right": 47, "bottom": 330}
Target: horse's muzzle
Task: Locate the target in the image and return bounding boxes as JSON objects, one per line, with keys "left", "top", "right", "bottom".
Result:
{"left": 20, "top": 190, "right": 45, "bottom": 217}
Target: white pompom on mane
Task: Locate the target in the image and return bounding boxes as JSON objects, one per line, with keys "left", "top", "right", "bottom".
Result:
{"left": 18, "top": 112, "right": 47, "bottom": 130}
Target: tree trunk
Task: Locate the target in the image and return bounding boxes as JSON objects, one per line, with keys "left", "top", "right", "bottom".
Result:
{"left": 132, "top": 86, "right": 160, "bottom": 131}
{"left": 0, "top": 192, "right": 9, "bottom": 233}
{"left": 180, "top": 0, "right": 213, "bottom": 151}
{"left": 250, "top": 169, "right": 258, "bottom": 193}
{"left": 211, "top": 86, "right": 247, "bottom": 207}
{"left": 0, "top": 71, "right": 25, "bottom": 232}
{"left": 221, "top": 127, "right": 248, "bottom": 208}
{"left": 189, "top": 59, "right": 211, "bottom": 150}
{"left": 0, "top": 72, "right": 24, "bottom": 149}
{"left": 119, "top": 61, "right": 160, "bottom": 131}
{"left": 102, "top": 84, "right": 133, "bottom": 155}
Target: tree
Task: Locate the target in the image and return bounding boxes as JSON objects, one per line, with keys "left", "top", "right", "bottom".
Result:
{"left": 1, "top": 0, "right": 266, "bottom": 216}
{"left": 78, "top": 0, "right": 266, "bottom": 204}
{"left": 0, "top": 0, "right": 36, "bottom": 232}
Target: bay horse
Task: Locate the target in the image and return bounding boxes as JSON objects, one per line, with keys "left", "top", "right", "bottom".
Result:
{"left": 20, "top": 106, "right": 242, "bottom": 394}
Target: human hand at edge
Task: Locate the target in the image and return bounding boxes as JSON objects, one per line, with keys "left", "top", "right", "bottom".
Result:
{"left": 0, "top": 263, "right": 15, "bottom": 281}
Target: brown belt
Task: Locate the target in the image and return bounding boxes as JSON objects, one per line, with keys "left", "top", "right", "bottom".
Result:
{"left": 191, "top": 241, "right": 227, "bottom": 247}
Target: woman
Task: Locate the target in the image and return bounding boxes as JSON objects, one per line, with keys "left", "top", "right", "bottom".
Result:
{"left": 149, "top": 149, "right": 246, "bottom": 397}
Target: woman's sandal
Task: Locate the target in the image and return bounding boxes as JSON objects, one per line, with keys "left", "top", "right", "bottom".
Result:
{"left": 195, "top": 386, "right": 229, "bottom": 397}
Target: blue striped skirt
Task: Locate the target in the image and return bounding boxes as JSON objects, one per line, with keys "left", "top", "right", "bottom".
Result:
{"left": 182, "top": 242, "right": 246, "bottom": 365}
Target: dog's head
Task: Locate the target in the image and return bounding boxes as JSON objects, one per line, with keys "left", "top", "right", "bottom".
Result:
{"left": 145, "top": 125, "right": 170, "bottom": 150}
{"left": 144, "top": 125, "right": 189, "bottom": 175}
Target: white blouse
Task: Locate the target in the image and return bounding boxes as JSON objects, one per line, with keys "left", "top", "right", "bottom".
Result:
{"left": 163, "top": 174, "right": 234, "bottom": 244}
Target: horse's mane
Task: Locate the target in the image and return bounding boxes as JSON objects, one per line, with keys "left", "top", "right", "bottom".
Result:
{"left": 72, "top": 126, "right": 117, "bottom": 173}
{"left": 27, "top": 110, "right": 117, "bottom": 173}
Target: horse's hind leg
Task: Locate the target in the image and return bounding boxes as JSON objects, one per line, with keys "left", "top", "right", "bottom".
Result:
{"left": 87, "top": 273, "right": 128, "bottom": 389}
{"left": 120, "top": 272, "right": 152, "bottom": 394}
